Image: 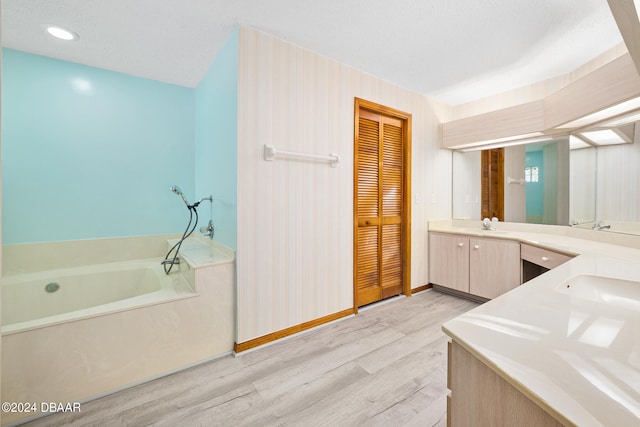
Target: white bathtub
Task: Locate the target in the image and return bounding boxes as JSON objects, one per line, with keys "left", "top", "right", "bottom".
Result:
{"left": 1, "top": 236, "right": 235, "bottom": 426}
{"left": 2, "top": 259, "right": 195, "bottom": 334}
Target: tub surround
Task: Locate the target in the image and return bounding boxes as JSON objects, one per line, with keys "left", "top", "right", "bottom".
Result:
{"left": 169, "top": 236, "right": 235, "bottom": 269}
{"left": 432, "top": 221, "right": 640, "bottom": 425}
{"left": 2, "top": 234, "right": 179, "bottom": 275}
{"left": 2, "top": 259, "right": 196, "bottom": 335}
{"left": 1, "top": 236, "right": 235, "bottom": 426}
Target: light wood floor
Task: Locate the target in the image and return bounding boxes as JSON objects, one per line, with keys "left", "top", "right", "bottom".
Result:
{"left": 22, "top": 290, "right": 478, "bottom": 427}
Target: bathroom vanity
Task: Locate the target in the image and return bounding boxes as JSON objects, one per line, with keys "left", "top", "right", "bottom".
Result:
{"left": 520, "top": 243, "right": 573, "bottom": 282}
{"left": 429, "top": 232, "right": 521, "bottom": 299}
{"left": 431, "top": 221, "right": 640, "bottom": 426}
{"left": 429, "top": 229, "right": 575, "bottom": 301}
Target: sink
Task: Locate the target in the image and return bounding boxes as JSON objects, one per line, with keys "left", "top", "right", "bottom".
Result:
{"left": 555, "top": 275, "right": 640, "bottom": 311}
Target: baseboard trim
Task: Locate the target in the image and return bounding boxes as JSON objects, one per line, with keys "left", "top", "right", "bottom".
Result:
{"left": 234, "top": 308, "right": 356, "bottom": 353}
{"left": 431, "top": 284, "right": 489, "bottom": 303}
{"left": 411, "top": 284, "right": 432, "bottom": 294}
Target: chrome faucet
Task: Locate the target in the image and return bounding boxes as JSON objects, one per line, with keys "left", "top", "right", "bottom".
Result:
{"left": 200, "top": 220, "right": 215, "bottom": 239}
{"left": 592, "top": 221, "right": 611, "bottom": 231}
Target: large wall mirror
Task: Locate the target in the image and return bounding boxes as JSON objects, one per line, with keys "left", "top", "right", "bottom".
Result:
{"left": 453, "top": 140, "right": 571, "bottom": 226}
{"left": 452, "top": 122, "right": 640, "bottom": 235}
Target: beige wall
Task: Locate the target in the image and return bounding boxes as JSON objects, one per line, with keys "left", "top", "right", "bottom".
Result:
{"left": 236, "top": 26, "right": 451, "bottom": 344}
{"left": 504, "top": 145, "right": 526, "bottom": 223}
{"left": 596, "top": 133, "right": 640, "bottom": 221}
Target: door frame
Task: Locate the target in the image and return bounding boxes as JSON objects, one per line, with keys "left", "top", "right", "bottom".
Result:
{"left": 353, "top": 97, "right": 412, "bottom": 312}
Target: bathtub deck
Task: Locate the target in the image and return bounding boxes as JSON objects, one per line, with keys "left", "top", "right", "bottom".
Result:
{"left": 19, "top": 290, "right": 477, "bottom": 427}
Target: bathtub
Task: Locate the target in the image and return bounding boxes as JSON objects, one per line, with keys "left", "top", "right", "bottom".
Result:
{"left": 2, "top": 259, "right": 195, "bottom": 334}
{"left": 1, "top": 236, "right": 235, "bottom": 426}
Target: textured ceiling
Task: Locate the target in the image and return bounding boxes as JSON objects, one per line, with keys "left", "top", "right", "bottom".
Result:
{"left": 1, "top": 0, "right": 624, "bottom": 105}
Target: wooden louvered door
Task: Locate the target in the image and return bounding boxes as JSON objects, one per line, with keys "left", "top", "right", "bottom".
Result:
{"left": 354, "top": 99, "right": 411, "bottom": 308}
{"left": 481, "top": 148, "right": 504, "bottom": 220}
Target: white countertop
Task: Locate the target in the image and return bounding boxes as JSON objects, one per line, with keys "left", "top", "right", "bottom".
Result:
{"left": 168, "top": 237, "right": 235, "bottom": 268}
{"left": 435, "top": 222, "right": 640, "bottom": 426}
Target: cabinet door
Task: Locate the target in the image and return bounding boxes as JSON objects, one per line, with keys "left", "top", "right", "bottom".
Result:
{"left": 469, "top": 238, "right": 520, "bottom": 299}
{"left": 429, "top": 233, "right": 469, "bottom": 292}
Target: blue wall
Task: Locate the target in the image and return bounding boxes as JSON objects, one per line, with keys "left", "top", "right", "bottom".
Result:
{"left": 2, "top": 49, "right": 195, "bottom": 244}
{"left": 526, "top": 150, "right": 544, "bottom": 217}
{"left": 195, "top": 28, "right": 238, "bottom": 249}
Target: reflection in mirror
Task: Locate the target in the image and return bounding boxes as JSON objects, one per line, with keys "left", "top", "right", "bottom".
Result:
{"left": 453, "top": 140, "right": 570, "bottom": 226}
{"left": 452, "top": 150, "right": 481, "bottom": 220}
{"left": 589, "top": 122, "right": 640, "bottom": 234}
{"left": 525, "top": 140, "right": 569, "bottom": 225}
{"left": 570, "top": 146, "right": 597, "bottom": 226}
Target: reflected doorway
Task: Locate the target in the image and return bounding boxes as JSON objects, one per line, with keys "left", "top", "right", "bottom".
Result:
{"left": 480, "top": 148, "right": 504, "bottom": 221}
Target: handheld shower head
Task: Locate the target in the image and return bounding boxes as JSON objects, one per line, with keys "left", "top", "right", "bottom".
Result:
{"left": 170, "top": 185, "right": 190, "bottom": 207}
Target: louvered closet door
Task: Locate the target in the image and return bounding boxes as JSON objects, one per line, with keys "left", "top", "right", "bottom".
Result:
{"left": 356, "top": 109, "right": 404, "bottom": 307}
{"left": 481, "top": 148, "right": 504, "bottom": 220}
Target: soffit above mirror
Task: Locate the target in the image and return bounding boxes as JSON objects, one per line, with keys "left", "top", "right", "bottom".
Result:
{"left": 443, "top": 0, "right": 640, "bottom": 151}
{"left": 441, "top": 53, "right": 640, "bottom": 151}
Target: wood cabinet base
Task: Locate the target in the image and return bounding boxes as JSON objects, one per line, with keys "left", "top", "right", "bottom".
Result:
{"left": 447, "top": 340, "right": 565, "bottom": 427}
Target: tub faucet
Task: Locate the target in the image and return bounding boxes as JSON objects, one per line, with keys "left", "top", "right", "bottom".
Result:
{"left": 592, "top": 221, "right": 611, "bottom": 231}
{"left": 200, "top": 220, "right": 214, "bottom": 239}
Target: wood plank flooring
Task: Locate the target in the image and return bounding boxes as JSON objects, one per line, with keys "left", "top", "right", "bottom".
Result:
{"left": 21, "top": 290, "right": 478, "bottom": 427}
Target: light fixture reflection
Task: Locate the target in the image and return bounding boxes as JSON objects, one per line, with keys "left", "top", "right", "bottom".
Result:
{"left": 569, "top": 135, "right": 592, "bottom": 150}
{"left": 457, "top": 318, "right": 541, "bottom": 341}
{"left": 556, "top": 350, "right": 640, "bottom": 419}
{"left": 579, "top": 129, "right": 630, "bottom": 146}
{"left": 71, "top": 77, "right": 94, "bottom": 95}
{"left": 458, "top": 133, "right": 566, "bottom": 152}
{"left": 44, "top": 25, "right": 79, "bottom": 41}
{"left": 557, "top": 96, "right": 640, "bottom": 129}
{"left": 566, "top": 311, "right": 589, "bottom": 337}
{"left": 578, "top": 317, "right": 624, "bottom": 348}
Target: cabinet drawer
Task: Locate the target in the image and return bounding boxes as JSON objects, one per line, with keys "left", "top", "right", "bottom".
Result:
{"left": 521, "top": 244, "right": 572, "bottom": 269}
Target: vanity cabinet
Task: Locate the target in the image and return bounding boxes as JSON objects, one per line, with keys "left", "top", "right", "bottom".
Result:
{"left": 521, "top": 244, "right": 574, "bottom": 283}
{"left": 521, "top": 243, "right": 573, "bottom": 269}
{"left": 429, "top": 233, "right": 469, "bottom": 293}
{"left": 469, "top": 237, "right": 521, "bottom": 299}
{"left": 447, "top": 340, "right": 563, "bottom": 427}
{"left": 429, "top": 232, "right": 520, "bottom": 299}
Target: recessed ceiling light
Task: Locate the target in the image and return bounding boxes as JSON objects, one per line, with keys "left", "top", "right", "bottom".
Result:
{"left": 44, "top": 25, "right": 79, "bottom": 41}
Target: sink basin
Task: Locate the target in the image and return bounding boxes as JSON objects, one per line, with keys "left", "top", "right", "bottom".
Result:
{"left": 555, "top": 275, "right": 640, "bottom": 311}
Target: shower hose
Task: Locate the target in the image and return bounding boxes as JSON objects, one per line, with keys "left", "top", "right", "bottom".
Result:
{"left": 163, "top": 204, "right": 199, "bottom": 275}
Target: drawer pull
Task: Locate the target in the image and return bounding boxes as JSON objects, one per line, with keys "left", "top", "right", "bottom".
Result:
{"left": 458, "top": 243, "right": 464, "bottom": 247}
{"left": 541, "top": 256, "right": 550, "bottom": 262}
{"left": 474, "top": 245, "right": 480, "bottom": 250}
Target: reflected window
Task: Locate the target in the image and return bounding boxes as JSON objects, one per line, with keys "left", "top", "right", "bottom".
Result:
{"left": 524, "top": 166, "right": 539, "bottom": 182}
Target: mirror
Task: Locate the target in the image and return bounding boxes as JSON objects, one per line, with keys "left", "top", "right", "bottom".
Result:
{"left": 575, "top": 122, "right": 640, "bottom": 234}
{"left": 569, "top": 146, "right": 597, "bottom": 226}
{"left": 524, "top": 140, "right": 570, "bottom": 225}
{"left": 453, "top": 140, "right": 571, "bottom": 226}
{"left": 453, "top": 123, "right": 640, "bottom": 235}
